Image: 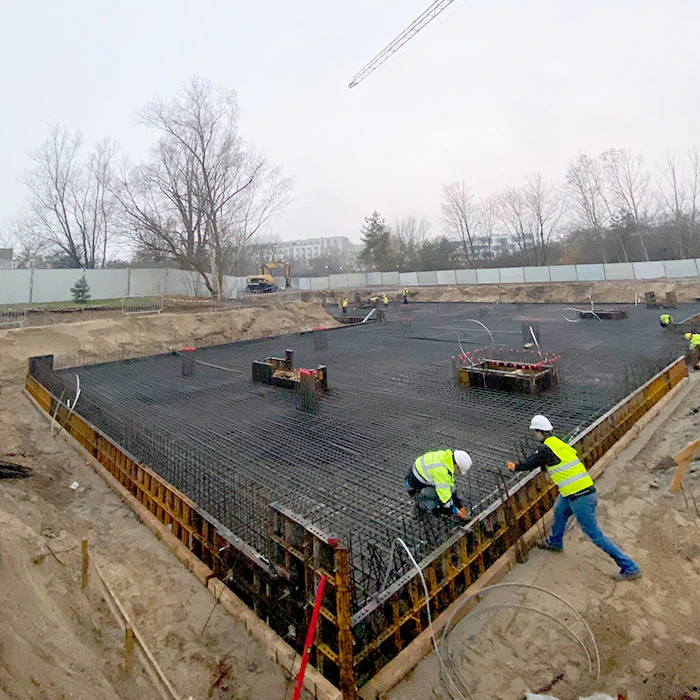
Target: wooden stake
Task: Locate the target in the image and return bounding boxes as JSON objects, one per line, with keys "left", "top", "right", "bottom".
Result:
{"left": 125, "top": 626, "right": 134, "bottom": 677}
{"left": 669, "top": 438, "right": 700, "bottom": 493}
{"left": 81, "top": 539, "right": 89, "bottom": 589}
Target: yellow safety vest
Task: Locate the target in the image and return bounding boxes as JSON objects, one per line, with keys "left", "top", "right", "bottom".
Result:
{"left": 689, "top": 334, "right": 700, "bottom": 349}
{"left": 412, "top": 450, "right": 456, "bottom": 507}
{"left": 383, "top": 296, "right": 388, "bottom": 303}
{"left": 660, "top": 314, "right": 671, "bottom": 324}
{"left": 403, "top": 288, "right": 408, "bottom": 295}
{"left": 342, "top": 299, "right": 348, "bottom": 307}
{"left": 543, "top": 436, "right": 594, "bottom": 497}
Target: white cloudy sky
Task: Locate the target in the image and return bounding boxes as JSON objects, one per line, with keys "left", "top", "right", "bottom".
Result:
{"left": 1, "top": 0, "right": 698, "bottom": 244}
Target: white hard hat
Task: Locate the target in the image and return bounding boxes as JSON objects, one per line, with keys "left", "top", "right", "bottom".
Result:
{"left": 529, "top": 415, "right": 553, "bottom": 432}
{"left": 453, "top": 450, "right": 472, "bottom": 475}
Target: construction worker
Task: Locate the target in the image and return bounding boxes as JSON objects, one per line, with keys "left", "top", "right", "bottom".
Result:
{"left": 342, "top": 298, "right": 348, "bottom": 315}
{"left": 382, "top": 294, "right": 389, "bottom": 307}
{"left": 370, "top": 295, "right": 379, "bottom": 308}
{"left": 402, "top": 287, "right": 409, "bottom": 305}
{"left": 685, "top": 332, "right": 700, "bottom": 350}
{"left": 508, "top": 415, "right": 641, "bottom": 581}
{"left": 659, "top": 313, "right": 672, "bottom": 328}
{"left": 406, "top": 449, "right": 472, "bottom": 521}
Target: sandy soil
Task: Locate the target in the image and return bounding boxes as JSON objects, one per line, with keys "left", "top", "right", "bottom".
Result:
{"left": 305, "top": 279, "right": 700, "bottom": 306}
{"left": 0, "top": 302, "right": 335, "bottom": 700}
{"left": 386, "top": 373, "right": 700, "bottom": 700}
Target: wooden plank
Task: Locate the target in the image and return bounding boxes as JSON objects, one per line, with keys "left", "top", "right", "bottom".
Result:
{"left": 669, "top": 438, "right": 700, "bottom": 493}
{"left": 91, "top": 562, "right": 179, "bottom": 700}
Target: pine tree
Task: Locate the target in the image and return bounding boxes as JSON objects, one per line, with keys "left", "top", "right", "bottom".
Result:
{"left": 359, "top": 211, "right": 394, "bottom": 272}
{"left": 70, "top": 275, "right": 91, "bottom": 304}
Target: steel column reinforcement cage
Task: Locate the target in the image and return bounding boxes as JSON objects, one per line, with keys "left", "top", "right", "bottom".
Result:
{"left": 25, "top": 344, "right": 687, "bottom": 699}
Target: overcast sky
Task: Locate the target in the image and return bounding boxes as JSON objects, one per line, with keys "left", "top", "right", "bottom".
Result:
{"left": 1, "top": 0, "right": 698, "bottom": 244}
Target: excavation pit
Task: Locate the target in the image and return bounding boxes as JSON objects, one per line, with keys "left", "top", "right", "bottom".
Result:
{"left": 25, "top": 301, "right": 691, "bottom": 697}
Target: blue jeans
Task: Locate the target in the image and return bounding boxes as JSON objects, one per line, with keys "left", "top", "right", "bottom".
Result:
{"left": 548, "top": 491, "right": 640, "bottom": 575}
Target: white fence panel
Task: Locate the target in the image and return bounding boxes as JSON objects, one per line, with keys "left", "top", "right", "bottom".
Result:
{"left": 576, "top": 264, "right": 605, "bottom": 281}
{"left": 309, "top": 277, "right": 329, "bottom": 290}
{"left": 32, "top": 270, "right": 86, "bottom": 303}
{"left": 84, "top": 269, "right": 129, "bottom": 299}
{"left": 328, "top": 273, "right": 365, "bottom": 289}
{"left": 603, "top": 263, "right": 635, "bottom": 281}
{"left": 298, "top": 278, "right": 311, "bottom": 290}
{"left": 417, "top": 271, "right": 438, "bottom": 285}
{"left": 382, "top": 271, "right": 400, "bottom": 285}
{"left": 499, "top": 267, "right": 525, "bottom": 283}
{"left": 549, "top": 265, "right": 577, "bottom": 282}
{"left": 399, "top": 272, "right": 419, "bottom": 287}
{"left": 366, "top": 272, "right": 383, "bottom": 286}
{"left": 663, "top": 259, "right": 698, "bottom": 278}
{"left": 523, "top": 266, "right": 550, "bottom": 283}
{"left": 129, "top": 268, "right": 167, "bottom": 295}
{"left": 633, "top": 261, "right": 665, "bottom": 279}
{"left": 476, "top": 269, "right": 500, "bottom": 284}
{"left": 0, "top": 270, "right": 31, "bottom": 304}
{"left": 455, "top": 269, "right": 477, "bottom": 284}
{"left": 436, "top": 270, "right": 457, "bottom": 285}
{"left": 163, "top": 269, "right": 206, "bottom": 296}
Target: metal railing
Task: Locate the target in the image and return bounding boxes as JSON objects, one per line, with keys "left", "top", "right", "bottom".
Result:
{"left": 122, "top": 295, "right": 164, "bottom": 316}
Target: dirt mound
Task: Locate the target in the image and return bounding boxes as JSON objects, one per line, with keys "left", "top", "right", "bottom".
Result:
{"left": 0, "top": 301, "right": 337, "bottom": 382}
{"left": 305, "top": 278, "right": 700, "bottom": 305}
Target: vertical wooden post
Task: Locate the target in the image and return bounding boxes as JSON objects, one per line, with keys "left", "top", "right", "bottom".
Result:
{"left": 81, "top": 539, "right": 89, "bottom": 589}
{"left": 334, "top": 545, "right": 357, "bottom": 700}
{"left": 124, "top": 626, "right": 134, "bottom": 677}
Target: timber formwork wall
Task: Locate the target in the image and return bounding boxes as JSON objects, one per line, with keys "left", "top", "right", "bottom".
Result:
{"left": 25, "top": 351, "right": 688, "bottom": 698}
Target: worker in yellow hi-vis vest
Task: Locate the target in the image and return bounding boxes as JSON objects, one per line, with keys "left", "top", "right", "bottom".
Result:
{"left": 659, "top": 313, "right": 672, "bottom": 328}
{"left": 406, "top": 449, "right": 472, "bottom": 521}
{"left": 342, "top": 298, "right": 348, "bottom": 315}
{"left": 508, "top": 415, "right": 641, "bottom": 581}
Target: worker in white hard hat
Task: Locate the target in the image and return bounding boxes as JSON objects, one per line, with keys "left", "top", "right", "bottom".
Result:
{"left": 507, "top": 415, "right": 641, "bottom": 581}
{"left": 406, "top": 449, "right": 471, "bottom": 521}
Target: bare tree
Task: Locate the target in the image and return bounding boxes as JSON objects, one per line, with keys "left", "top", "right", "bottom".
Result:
{"left": 658, "top": 148, "right": 700, "bottom": 258}
{"left": 601, "top": 148, "right": 654, "bottom": 261}
{"left": 522, "top": 172, "right": 565, "bottom": 265}
{"left": 441, "top": 181, "right": 480, "bottom": 267}
{"left": 476, "top": 196, "right": 498, "bottom": 261}
{"left": 117, "top": 76, "right": 292, "bottom": 297}
{"left": 495, "top": 186, "right": 533, "bottom": 264}
{"left": 392, "top": 215, "right": 430, "bottom": 271}
{"left": 23, "top": 123, "right": 117, "bottom": 268}
{"left": 565, "top": 153, "right": 612, "bottom": 263}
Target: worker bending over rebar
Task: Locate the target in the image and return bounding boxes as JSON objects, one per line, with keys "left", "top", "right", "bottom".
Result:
{"left": 508, "top": 415, "right": 641, "bottom": 582}
{"left": 406, "top": 449, "right": 471, "bottom": 521}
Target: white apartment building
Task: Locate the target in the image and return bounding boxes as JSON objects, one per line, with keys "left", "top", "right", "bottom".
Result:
{"left": 266, "top": 236, "right": 360, "bottom": 263}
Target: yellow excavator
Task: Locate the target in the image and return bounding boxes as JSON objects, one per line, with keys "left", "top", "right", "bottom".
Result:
{"left": 246, "top": 261, "right": 292, "bottom": 294}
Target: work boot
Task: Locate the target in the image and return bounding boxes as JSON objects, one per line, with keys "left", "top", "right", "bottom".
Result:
{"left": 613, "top": 570, "right": 642, "bottom": 582}
{"left": 536, "top": 539, "right": 562, "bottom": 553}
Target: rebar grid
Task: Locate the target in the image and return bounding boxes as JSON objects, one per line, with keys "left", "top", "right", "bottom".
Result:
{"left": 38, "top": 302, "right": 689, "bottom": 611}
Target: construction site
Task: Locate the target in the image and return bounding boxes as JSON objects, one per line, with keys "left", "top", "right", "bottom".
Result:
{"left": 2, "top": 282, "right": 697, "bottom": 699}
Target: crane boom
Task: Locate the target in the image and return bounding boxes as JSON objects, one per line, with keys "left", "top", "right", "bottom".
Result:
{"left": 348, "top": 0, "right": 455, "bottom": 89}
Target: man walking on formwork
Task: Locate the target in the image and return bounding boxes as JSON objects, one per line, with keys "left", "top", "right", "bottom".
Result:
{"left": 508, "top": 415, "right": 641, "bottom": 582}
{"left": 406, "top": 449, "right": 472, "bottom": 521}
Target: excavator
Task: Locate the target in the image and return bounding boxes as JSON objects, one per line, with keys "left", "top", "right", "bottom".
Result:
{"left": 246, "top": 261, "right": 292, "bottom": 294}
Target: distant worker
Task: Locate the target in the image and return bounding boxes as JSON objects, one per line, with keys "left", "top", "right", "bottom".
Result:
{"left": 342, "top": 298, "right": 348, "bottom": 315}
{"left": 382, "top": 294, "right": 389, "bottom": 307}
{"left": 406, "top": 449, "right": 472, "bottom": 521}
{"left": 508, "top": 415, "right": 641, "bottom": 581}
{"left": 659, "top": 313, "right": 672, "bottom": 328}
{"left": 370, "top": 295, "right": 379, "bottom": 308}
{"left": 402, "top": 287, "right": 409, "bottom": 305}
